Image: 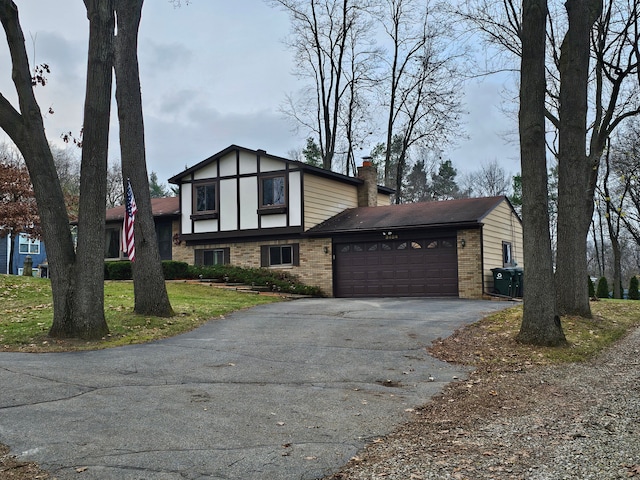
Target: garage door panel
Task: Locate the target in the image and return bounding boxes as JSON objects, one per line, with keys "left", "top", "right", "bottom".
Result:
{"left": 335, "top": 238, "right": 458, "bottom": 297}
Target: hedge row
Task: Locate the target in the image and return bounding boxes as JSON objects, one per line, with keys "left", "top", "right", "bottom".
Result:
{"left": 104, "top": 261, "right": 323, "bottom": 296}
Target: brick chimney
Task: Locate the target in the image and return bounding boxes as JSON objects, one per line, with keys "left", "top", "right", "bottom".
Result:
{"left": 357, "top": 159, "right": 378, "bottom": 207}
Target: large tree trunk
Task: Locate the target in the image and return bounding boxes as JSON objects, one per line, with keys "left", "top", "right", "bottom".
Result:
{"left": 0, "top": 0, "right": 78, "bottom": 332}
{"left": 114, "top": 0, "right": 173, "bottom": 317}
{"left": 66, "top": 0, "right": 114, "bottom": 338}
{"left": 516, "top": 0, "right": 566, "bottom": 346}
{"left": 554, "top": 0, "right": 602, "bottom": 317}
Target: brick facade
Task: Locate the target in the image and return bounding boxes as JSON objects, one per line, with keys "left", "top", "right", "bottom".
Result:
{"left": 457, "top": 229, "right": 483, "bottom": 299}
{"left": 172, "top": 226, "right": 334, "bottom": 296}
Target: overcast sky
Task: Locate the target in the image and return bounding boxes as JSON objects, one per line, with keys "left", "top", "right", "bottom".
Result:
{"left": 0, "top": 0, "right": 521, "bottom": 186}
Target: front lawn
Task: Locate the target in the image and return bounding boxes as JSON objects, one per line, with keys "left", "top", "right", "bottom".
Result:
{"left": 0, "top": 275, "right": 282, "bottom": 352}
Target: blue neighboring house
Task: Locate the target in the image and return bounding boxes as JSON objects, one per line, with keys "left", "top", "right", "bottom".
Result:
{"left": 0, "top": 232, "right": 47, "bottom": 276}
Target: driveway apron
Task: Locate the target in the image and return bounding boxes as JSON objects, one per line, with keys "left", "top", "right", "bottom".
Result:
{"left": 0, "top": 298, "right": 512, "bottom": 479}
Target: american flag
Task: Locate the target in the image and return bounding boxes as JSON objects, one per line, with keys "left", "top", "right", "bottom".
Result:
{"left": 122, "top": 179, "right": 137, "bottom": 262}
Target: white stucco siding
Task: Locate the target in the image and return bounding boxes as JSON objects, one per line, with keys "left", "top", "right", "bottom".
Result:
{"left": 193, "top": 162, "right": 218, "bottom": 180}
{"left": 303, "top": 174, "right": 358, "bottom": 230}
{"left": 194, "top": 219, "right": 218, "bottom": 233}
{"left": 181, "top": 184, "right": 193, "bottom": 233}
{"left": 239, "top": 151, "right": 257, "bottom": 175}
{"left": 288, "top": 171, "right": 302, "bottom": 227}
{"left": 219, "top": 179, "right": 238, "bottom": 231}
{"left": 218, "top": 152, "right": 237, "bottom": 177}
{"left": 260, "top": 214, "right": 287, "bottom": 228}
{"left": 239, "top": 177, "right": 259, "bottom": 229}
{"left": 260, "top": 157, "right": 286, "bottom": 172}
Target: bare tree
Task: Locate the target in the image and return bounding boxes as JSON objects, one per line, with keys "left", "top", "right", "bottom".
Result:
{"left": 0, "top": 0, "right": 88, "bottom": 337}
{"left": 270, "top": 0, "right": 372, "bottom": 171}
{"left": 461, "top": 0, "right": 640, "bottom": 317}
{"left": 376, "top": 0, "right": 464, "bottom": 201}
{"left": 462, "top": 159, "right": 511, "bottom": 197}
{"left": 517, "top": 0, "right": 566, "bottom": 346}
{"left": 57, "top": 0, "right": 115, "bottom": 338}
{"left": 114, "top": 0, "right": 174, "bottom": 317}
{"left": 554, "top": 0, "right": 603, "bottom": 317}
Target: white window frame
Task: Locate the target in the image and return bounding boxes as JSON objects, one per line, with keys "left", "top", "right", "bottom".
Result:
{"left": 18, "top": 234, "right": 40, "bottom": 255}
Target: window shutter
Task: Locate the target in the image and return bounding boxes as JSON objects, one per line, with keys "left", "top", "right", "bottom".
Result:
{"left": 260, "top": 245, "right": 269, "bottom": 267}
{"left": 293, "top": 243, "right": 300, "bottom": 266}
{"left": 194, "top": 249, "right": 204, "bottom": 266}
{"left": 223, "top": 247, "right": 231, "bottom": 265}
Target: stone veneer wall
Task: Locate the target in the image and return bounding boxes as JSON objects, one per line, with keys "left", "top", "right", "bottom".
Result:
{"left": 171, "top": 230, "right": 334, "bottom": 296}
{"left": 457, "top": 228, "right": 483, "bottom": 299}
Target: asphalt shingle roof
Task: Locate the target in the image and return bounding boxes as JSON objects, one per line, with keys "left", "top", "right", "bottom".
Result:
{"left": 306, "top": 196, "right": 510, "bottom": 235}
{"left": 105, "top": 196, "right": 180, "bottom": 222}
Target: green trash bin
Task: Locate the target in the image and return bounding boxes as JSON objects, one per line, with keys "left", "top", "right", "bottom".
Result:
{"left": 491, "top": 268, "right": 513, "bottom": 296}
{"left": 511, "top": 267, "right": 524, "bottom": 297}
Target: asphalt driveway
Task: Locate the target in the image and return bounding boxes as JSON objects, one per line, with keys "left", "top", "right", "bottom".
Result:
{"left": 0, "top": 298, "right": 512, "bottom": 479}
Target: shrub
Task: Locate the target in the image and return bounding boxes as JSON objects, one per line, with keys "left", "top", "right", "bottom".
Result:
{"left": 629, "top": 276, "right": 639, "bottom": 300}
{"left": 162, "top": 261, "right": 190, "bottom": 280}
{"left": 588, "top": 276, "right": 595, "bottom": 298}
{"left": 187, "top": 264, "right": 324, "bottom": 296}
{"left": 596, "top": 276, "right": 610, "bottom": 299}
{"left": 105, "top": 261, "right": 132, "bottom": 280}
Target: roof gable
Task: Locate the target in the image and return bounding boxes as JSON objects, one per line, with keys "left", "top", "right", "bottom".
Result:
{"left": 167, "top": 144, "right": 394, "bottom": 195}
{"left": 306, "top": 196, "right": 516, "bottom": 234}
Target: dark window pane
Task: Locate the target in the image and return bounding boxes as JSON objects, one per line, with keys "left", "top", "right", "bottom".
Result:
{"left": 262, "top": 176, "right": 285, "bottom": 206}
{"left": 203, "top": 250, "right": 214, "bottom": 265}
{"left": 340, "top": 245, "right": 350, "bottom": 253}
{"left": 442, "top": 240, "right": 454, "bottom": 248}
{"left": 196, "top": 184, "right": 216, "bottom": 212}
{"left": 270, "top": 247, "right": 281, "bottom": 265}
{"left": 397, "top": 242, "right": 408, "bottom": 250}
{"left": 381, "top": 242, "right": 392, "bottom": 251}
{"left": 105, "top": 228, "right": 120, "bottom": 258}
{"left": 281, "top": 246, "right": 292, "bottom": 264}
{"left": 368, "top": 243, "right": 378, "bottom": 251}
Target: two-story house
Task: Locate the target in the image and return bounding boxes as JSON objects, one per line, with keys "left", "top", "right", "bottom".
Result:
{"left": 168, "top": 145, "right": 524, "bottom": 298}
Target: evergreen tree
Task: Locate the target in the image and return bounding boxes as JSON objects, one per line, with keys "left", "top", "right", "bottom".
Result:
{"left": 629, "top": 276, "right": 639, "bottom": 300}
{"left": 149, "top": 171, "right": 170, "bottom": 198}
{"left": 404, "top": 159, "right": 429, "bottom": 203}
{"left": 302, "top": 138, "right": 322, "bottom": 168}
{"left": 596, "top": 277, "right": 610, "bottom": 299}
{"left": 429, "top": 160, "right": 459, "bottom": 200}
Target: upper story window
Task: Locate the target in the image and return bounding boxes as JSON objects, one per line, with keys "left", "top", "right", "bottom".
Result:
{"left": 260, "top": 175, "right": 286, "bottom": 208}
{"left": 18, "top": 234, "right": 40, "bottom": 255}
{"left": 192, "top": 180, "right": 219, "bottom": 219}
{"left": 196, "top": 182, "right": 217, "bottom": 213}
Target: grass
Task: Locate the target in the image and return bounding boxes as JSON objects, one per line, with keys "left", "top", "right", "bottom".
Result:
{"left": 2, "top": 274, "right": 640, "bottom": 360}
{"left": 0, "top": 275, "right": 282, "bottom": 352}
{"left": 469, "top": 299, "right": 640, "bottom": 365}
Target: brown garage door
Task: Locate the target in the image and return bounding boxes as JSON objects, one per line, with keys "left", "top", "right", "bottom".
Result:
{"left": 334, "top": 238, "right": 458, "bottom": 297}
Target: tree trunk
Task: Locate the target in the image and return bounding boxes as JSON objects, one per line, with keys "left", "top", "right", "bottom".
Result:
{"left": 554, "top": 0, "right": 602, "bottom": 317}
{"left": 67, "top": 0, "right": 114, "bottom": 338}
{"left": 114, "top": 0, "right": 174, "bottom": 317}
{"left": 516, "top": 0, "right": 566, "bottom": 346}
{"left": 0, "top": 0, "right": 78, "bottom": 333}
